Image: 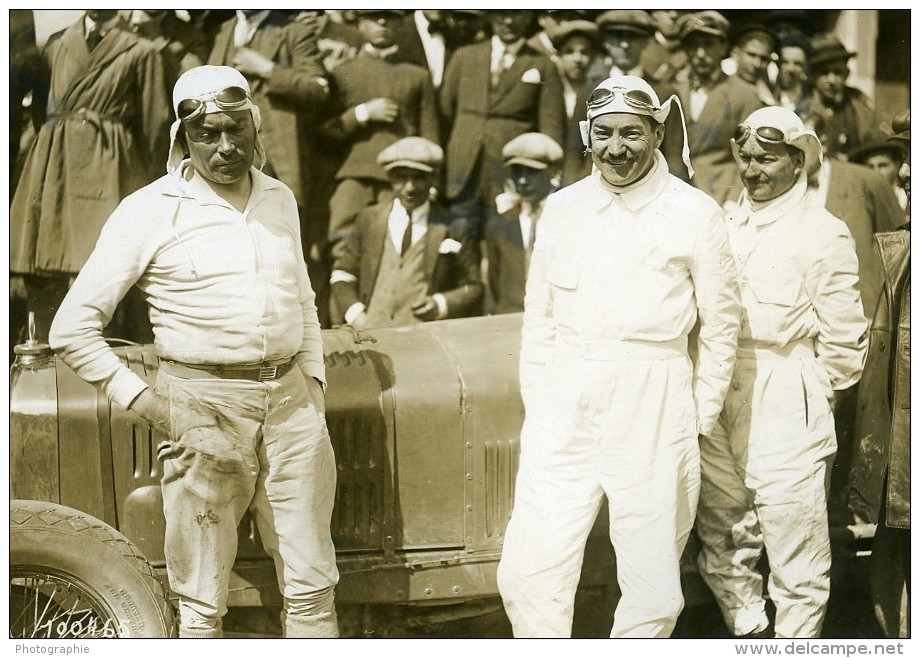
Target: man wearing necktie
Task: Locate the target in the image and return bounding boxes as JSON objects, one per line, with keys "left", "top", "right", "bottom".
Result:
{"left": 484, "top": 133, "right": 564, "bottom": 315}
{"left": 440, "top": 10, "right": 566, "bottom": 240}
{"left": 329, "top": 137, "right": 482, "bottom": 329}
{"left": 319, "top": 10, "right": 440, "bottom": 279}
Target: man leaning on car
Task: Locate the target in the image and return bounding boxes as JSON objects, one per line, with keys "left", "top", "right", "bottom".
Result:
{"left": 49, "top": 65, "right": 339, "bottom": 639}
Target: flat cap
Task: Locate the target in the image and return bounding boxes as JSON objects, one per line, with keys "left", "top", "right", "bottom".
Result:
{"left": 502, "top": 133, "right": 564, "bottom": 170}
{"left": 890, "top": 109, "right": 910, "bottom": 143}
{"left": 378, "top": 137, "right": 444, "bottom": 173}
{"left": 676, "top": 11, "right": 730, "bottom": 42}
{"left": 732, "top": 22, "right": 778, "bottom": 49}
{"left": 809, "top": 33, "right": 855, "bottom": 69}
{"left": 596, "top": 9, "right": 654, "bottom": 36}
{"left": 547, "top": 20, "right": 601, "bottom": 50}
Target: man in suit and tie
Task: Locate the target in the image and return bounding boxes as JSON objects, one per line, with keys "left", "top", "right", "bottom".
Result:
{"left": 485, "top": 133, "right": 564, "bottom": 315}
{"left": 664, "top": 11, "right": 764, "bottom": 207}
{"left": 440, "top": 10, "right": 566, "bottom": 240}
{"left": 330, "top": 137, "right": 483, "bottom": 329}
{"left": 208, "top": 10, "right": 331, "bottom": 320}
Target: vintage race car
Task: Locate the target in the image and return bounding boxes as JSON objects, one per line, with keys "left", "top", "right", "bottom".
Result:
{"left": 9, "top": 313, "right": 865, "bottom": 638}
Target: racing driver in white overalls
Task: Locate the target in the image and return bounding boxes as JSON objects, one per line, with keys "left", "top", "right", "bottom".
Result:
{"left": 497, "top": 75, "right": 742, "bottom": 638}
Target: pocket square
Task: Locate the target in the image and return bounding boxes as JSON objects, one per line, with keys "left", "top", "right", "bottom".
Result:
{"left": 439, "top": 238, "right": 463, "bottom": 255}
{"left": 521, "top": 68, "right": 542, "bottom": 84}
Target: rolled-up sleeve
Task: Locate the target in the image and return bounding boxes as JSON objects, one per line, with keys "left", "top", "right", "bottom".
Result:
{"left": 690, "top": 210, "right": 742, "bottom": 435}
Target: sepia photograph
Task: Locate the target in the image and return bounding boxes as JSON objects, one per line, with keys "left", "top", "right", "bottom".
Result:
{"left": 7, "top": 4, "right": 912, "bottom": 650}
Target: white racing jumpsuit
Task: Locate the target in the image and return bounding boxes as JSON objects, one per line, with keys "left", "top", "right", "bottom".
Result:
{"left": 497, "top": 153, "right": 741, "bottom": 638}
{"left": 696, "top": 177, "right": 868, "bottom": 638}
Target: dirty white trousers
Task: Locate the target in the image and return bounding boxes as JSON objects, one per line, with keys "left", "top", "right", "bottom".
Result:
{"left": 156, "top": 366, "right": 339, "bottom": 638}
{"left": 696, "top": 343, "right": 836, "bottom": 638}
{"left": 498, "top": 340, "right": 700, "bottom": 637}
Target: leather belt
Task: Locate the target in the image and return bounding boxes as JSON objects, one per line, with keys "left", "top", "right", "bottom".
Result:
{"left": 161, "top": 358, "right": 295, "bottom": 382}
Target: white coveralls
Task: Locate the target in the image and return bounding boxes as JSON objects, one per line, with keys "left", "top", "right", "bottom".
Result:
{"left": 497, "top": 152, "right": 741, "bottom": 638}
{"left": 696, "top": 177, "right": 868, "bottom": 638}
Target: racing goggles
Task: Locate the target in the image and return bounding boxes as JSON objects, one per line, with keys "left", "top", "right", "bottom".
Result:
{"left": 587, "top": 86, "right": 659, "bottom": 113}
{"left": 732, "top": 124, "right": 787, "bottom": 146}
{"left": 176, "top": 85, "right": 251, "bottom": 122}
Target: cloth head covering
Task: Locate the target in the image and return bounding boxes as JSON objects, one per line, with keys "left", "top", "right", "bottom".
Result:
{"left": 377, "top": 137, "right": 444, "bottom": 173}
{"left": 731, "top": 106, "right": 823, "bottom": 178}
{"left": 166, "top": 65, "right": 265, "bottom": 174}
{"left": 580, "top": 75, "right": 694, "bottom": 178}
{"left": 502, "top": 133, "right": 564, "bottom": 170}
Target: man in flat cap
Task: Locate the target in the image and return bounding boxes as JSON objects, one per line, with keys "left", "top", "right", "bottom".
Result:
{"left": 547, "top": 20, "right": 603, "bottom": 185}
{"left": 729, "top": 23, "right": 778, "bottom": 107}
{"left": 805, "top": 33, "right": 879, "bottom": 160}
{"left": 50, "top": 65, "right": 339, "bottom": 638}
{"left": 497, "top": 75, "right": 741, "bottom": 638}
{"left": 319, "top": 9, "right": 440, "bottom": 273}
{"left": 484, "top": 133, "right": 563, "bottom": 314}
{"left": 697, "top": 106, "right": 867, "bottom": 639}
{"left": 593, "top": 10, "right": 655, "bottom": 80}
{"left": 330, "top": 137, "right": 483, "bottom": 329}
{"left": 664, "top": 10, "right": 764, "bottom": 207}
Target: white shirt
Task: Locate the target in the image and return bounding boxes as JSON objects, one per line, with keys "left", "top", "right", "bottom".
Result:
{"left": 388, "top": 198, "right": 430, "bottom": 252}
{"left": 49, "top": 162, "right": 325, "bottom": 409}
{"left": 491, "top": 35, "right": 524, "bottom": 79}
{"left": 334, "top": 199, "right": 448, "bottom": 324}
{"left": 414, "top": 10, "right": 446, "bottom": 87}
{"left": 518, "top": 200, "right": 544, "bottom": 250}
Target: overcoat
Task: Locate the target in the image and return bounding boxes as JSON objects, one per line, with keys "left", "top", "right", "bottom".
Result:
{"left": 10, "top": 19, "right": 171, "bottom": 275}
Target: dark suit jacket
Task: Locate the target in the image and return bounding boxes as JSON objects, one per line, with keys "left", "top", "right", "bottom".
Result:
{"left": 484, "top": 206, "right": 530, "bottom": 315}
{"left": 824, "top": 161, "right": 905, "bottom": 319}
{"left": 440, "top": 40, "right": 566, "bottom": 201}
{"left": 666, "top": 72, "right": 764, "bottom": 205}
{"left": 330, "top": 201, "right": 483, "bottom": 325}
{"left": 318, "top": 51, "right": 439, "bottom": 182}
{"left": 208, "top": 11, "right": 327, "bottom": 209}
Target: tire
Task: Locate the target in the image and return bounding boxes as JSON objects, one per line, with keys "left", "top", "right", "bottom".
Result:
{"left": 10, "top": 500, "right": 176, "bottom": 638}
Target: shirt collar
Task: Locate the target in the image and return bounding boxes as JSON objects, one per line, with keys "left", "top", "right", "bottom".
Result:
{"left": 236, "top": 10, "right": 270, "bottom": 29}
{"left": 363, "top": 42, "right": 400, "bottom": 60}
{"left": 392, "top": 199, "right": 430, "bottom": 223}
{"left": 85, "top": 12, "right": 121, "bottom": 38}
{"left": 588, "top": 151, "right": 671, "bottom": 213}
{"left": 492, "top": 35, "right": 525, "bottom": 58}
{"left": 165, "top": 159, "right": 280, "bottom": 207}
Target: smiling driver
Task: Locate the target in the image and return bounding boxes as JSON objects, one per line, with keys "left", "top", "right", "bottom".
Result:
{"left": 496, "top": 75, "right": 742, "bottom": 638}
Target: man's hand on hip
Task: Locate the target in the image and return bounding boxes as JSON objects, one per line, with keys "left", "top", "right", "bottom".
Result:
{"left": 129, "top": 388, "right": 171, "bottom": 436}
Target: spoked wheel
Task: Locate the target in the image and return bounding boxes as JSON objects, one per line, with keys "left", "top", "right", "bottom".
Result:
{"left": 11, "top": 568, "right": 125, "bottom": 638}
{"left": 10, "top": 501, "right": 176, "bottom": 638}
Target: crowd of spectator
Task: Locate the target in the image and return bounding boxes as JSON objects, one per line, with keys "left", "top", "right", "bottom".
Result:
{"left": 9, "top": 9, "right": 909, "bottom": 343}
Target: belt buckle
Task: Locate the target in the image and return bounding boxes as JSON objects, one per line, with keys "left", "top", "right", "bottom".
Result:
{"left": 258, "top": 365, "right": 278, "bottom": 381}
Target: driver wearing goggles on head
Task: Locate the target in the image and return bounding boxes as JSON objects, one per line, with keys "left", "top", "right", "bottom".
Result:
{"left": 497, "top": 75, "right": 741, "bottom": 638}
{"left": 51, "top": 65, "right": 340, "bottom": 639}
{"left": 696, "top": 105, "right": 867, "bottom": 639}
